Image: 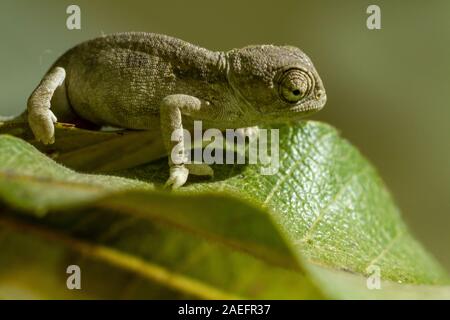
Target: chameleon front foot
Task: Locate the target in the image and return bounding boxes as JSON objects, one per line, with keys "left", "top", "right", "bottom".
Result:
{"left": 27, "top": 66, "right": 66, "bottom": 145}
{"left": 165, "top": 165, "right": 189, "bottom": 189}
{"left": 28, "top": 109, "right": 57, "bottom": 145}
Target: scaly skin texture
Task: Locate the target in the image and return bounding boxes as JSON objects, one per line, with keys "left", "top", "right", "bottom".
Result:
{"left": 27, "top": 32, "right": 327, "bottom": 188}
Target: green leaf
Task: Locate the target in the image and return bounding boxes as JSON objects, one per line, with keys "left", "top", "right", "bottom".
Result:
{"left": 0, "top": 121, "right": 448, "bottom": 299}
{"left": 0, "top": 134, "right": 153, "bottom": 214}
{"left": 121, "top": 122, "right": 450, "bottom": 285}
{"left": 0, "top": 117, "right": 167, "bottom": 172}
{"left": 0, "top": 192, "right": 323, "bottom": 299}
{"left": 307, "top": 264, "right": 450, "bottom": 300}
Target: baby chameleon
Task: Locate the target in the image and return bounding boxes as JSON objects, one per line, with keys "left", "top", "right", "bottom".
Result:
{"left": 27, "top": 32, "right": 327, "bottom": 188}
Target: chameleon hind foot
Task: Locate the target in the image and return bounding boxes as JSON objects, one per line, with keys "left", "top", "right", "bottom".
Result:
{"left": 165, "top": 164, "right": 214, "bottom": 189}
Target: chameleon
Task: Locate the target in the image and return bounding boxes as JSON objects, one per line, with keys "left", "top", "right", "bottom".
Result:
{"left": 26, "top": 32, "right": 327, "bottom": 188}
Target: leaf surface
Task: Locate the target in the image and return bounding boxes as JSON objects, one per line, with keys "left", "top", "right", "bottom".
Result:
{"left": 0, "top": 121, "right": 448, "bottom": 299}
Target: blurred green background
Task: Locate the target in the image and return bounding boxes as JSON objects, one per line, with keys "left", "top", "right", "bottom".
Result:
{"left": 1, "top": 0, "right": 449, "bottom": 270}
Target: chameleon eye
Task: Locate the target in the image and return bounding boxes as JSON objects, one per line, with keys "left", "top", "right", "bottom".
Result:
{"left": 278, "top": 68, "right": 314, "bottom": 104}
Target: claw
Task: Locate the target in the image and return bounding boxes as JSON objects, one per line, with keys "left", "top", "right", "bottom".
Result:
{"left": 50, "top": 111, "right": 58, "bottom": 123}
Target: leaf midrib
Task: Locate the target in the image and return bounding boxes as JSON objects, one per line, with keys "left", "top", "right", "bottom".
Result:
{"left": 98, "top": 200, "right": 300, "bottom": 270}
{"left": 0, "top": 214, "right": 242, "bottom": 300}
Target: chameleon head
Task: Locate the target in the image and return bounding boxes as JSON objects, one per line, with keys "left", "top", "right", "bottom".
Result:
{"left": 226, "top": 45, "right": 327, "bottom": 122}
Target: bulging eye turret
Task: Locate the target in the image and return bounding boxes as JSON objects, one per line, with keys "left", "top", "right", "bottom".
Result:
{"left": 278, "top": 68, "right": 314, "bottom": 104}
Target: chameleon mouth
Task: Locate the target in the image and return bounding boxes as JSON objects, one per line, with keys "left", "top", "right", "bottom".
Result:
{"left": 263, "top": 95, "right": 326, "bottom": 119}
{"left": 301, "top": 90, "right": 326, "bottom": 111}
{"left": 291, "top": 98, "right": 325, "bottom": 112}
{"left": 286, "top": 91, "right": 327, "bottom": 114}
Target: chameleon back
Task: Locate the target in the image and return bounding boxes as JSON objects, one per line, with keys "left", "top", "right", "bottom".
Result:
{"left": 57, "top": 32, "right": 226, "bottom": 129}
